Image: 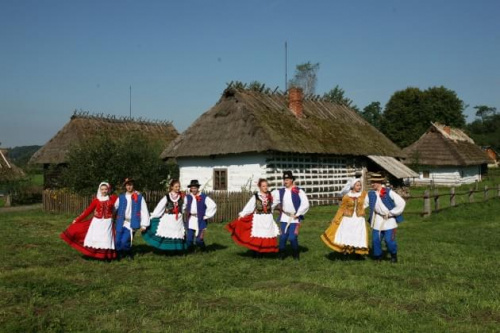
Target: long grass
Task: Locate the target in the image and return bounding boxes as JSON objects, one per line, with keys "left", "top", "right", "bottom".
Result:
{"left": 1, "top": 199, "right": 499, "bottom": 332}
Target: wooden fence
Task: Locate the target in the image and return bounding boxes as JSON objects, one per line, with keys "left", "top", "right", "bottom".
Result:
{"left": 403, "top": 184, "right": 500, "bottom": 217}
{"left": 42, "top": 189, "right": 250, "bottom": 223}
{"left": 43, "top": 184, "right": 500, "bottom": 222}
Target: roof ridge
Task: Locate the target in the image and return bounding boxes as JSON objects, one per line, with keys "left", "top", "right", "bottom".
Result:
{"left": 71, "top": 110, "right": 173, "bottom": 126}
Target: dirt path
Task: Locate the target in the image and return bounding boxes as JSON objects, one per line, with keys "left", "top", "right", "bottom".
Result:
{"left": 0, "top": 204, "right": 42, "bottom": 213}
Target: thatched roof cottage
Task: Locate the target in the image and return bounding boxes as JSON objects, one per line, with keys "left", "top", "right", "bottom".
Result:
{"left": 162, "top": 86, "right": 417, "bottom": 204}
{"left": 30, "top": 111, "right": 179, "bottom": 187}
{"left": 0, "top": 148, "right": 25, "bottom": 183}
{"left": 403, "top": 123, "right": 489, "bottom": 186}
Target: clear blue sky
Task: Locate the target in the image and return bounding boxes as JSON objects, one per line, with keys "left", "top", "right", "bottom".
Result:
{"left": 1, "top": 0, "right": 499, "bottom": 147}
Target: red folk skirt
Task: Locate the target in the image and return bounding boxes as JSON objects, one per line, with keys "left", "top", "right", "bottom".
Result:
{"left": 225, "top": 214, "right": 279, "bottom": 253}
{"left": 60, "top": 219, "right": 117, "bottom": 260}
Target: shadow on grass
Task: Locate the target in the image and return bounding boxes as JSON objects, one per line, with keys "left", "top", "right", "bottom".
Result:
{"left": 324, "top": 252, "right": 367, "bottom": 261}
{"left": 234, "top": 245, "right": 310, "bottom": 260}
{"left": 203, "top": 243, "right": 229, "bottom": 253}
{"left": 127, "top": 243, "right": 229, "bottom": 258}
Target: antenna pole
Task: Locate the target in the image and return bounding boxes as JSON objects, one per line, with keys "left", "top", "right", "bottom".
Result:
{"left": 285, "top": 41, "right": 288, "bottom": 91}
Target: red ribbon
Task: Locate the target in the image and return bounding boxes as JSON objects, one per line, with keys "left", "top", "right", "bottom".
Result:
{"left": 195, "top": 195, "right": 201, "bottom": 202}
{"left": 380, "top": 187, "right": 386, "bottom": 199}
{"left": 291, "top": 187, "right": 300, "bottom": 194}
{"left": 173, "top": 203, "right": 179, "bottom": 220}
{"left": 132, "top": 192, "right": 138, "bottom": 203}
{"left": 262, "top": 193, "right": 273, "bottom": 214}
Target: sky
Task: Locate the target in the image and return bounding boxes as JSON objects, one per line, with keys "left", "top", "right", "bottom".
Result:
{"left": 1, "top": 0, "right": 499, "bottom": 147}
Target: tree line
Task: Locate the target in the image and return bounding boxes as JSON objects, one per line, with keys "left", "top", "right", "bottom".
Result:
{"left": 287, "top": 62, "right": 498, "bottom": 150}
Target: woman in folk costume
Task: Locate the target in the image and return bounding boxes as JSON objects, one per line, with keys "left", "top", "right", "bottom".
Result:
{"left": 226, "top": 179, "right": 280, "bottom": 256}
{"left": 142, "top": 179, "right": 187, "bottom": 251}
{"left": 60, "top": 182, "right": 118, "bottom": 260}
{"left": 320, "top": 178, "right": 369, "bottom": 257}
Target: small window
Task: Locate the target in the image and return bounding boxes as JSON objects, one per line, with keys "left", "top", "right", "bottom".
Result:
{"left": 423, "top": 171, "right": 430, "bottom": 179}
{"left": 213, "top": 168, "right": 228, "bottom": 190}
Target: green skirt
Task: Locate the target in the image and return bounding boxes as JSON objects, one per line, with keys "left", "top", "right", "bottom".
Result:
{"left": 142, "top": 218, "right": 187, "bottom": 251}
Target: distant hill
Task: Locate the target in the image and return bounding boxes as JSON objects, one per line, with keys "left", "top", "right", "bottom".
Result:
{"left": 7, "top": 145, "right": 42, "bottom": 167}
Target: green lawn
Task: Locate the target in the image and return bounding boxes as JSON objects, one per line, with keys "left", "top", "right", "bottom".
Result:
{"left": 1, "top": 200, "right": 499, "bottom": 332}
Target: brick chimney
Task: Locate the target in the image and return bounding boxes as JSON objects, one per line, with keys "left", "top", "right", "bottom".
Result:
{"left": 288, "top": 87, "right": 303, "bottom": 118}
{"left": 443, "top": 125, "right": 451, "bottom": 135}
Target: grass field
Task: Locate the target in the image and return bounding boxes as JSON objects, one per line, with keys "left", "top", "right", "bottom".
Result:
{"left": 1, "top": 199, "right": 499, "bottom": 332}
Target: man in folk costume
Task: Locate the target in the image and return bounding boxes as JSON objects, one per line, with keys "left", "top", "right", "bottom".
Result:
{"left": 272, "top": 171, "right": 310, "bottom": 260}
{"left": 114, "top": 178, "right": 150, "bottom": 259}
{"left": 367, "top": 173, "right": 406, "bottom": 263}
{"left": 182, "top": 180, "right": 217, "bottom": 251}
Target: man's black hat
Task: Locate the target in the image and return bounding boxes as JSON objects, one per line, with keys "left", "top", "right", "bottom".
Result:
{"left": 282, "top": 170, "right": 296, "bottom": 181}
{"left": 188, "top": 179, "right": 201, "bottom": 188}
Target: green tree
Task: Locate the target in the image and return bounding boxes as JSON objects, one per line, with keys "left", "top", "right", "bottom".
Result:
{"left": 289, "top": 62, "right": 320, "bottom": 95}
{"left": 421, "top": 86, "right": 466, "bottom": 127}
{"left": 467, "top": 113, "right": 500, "bottom": 151}
{"left": 473, "top": 105, "right": 497, "bottom": 122}
{"left": 361, "top": 101, "right": 383, "bottom": 129}
{"left": 61, "top": 133, "right": 177, "bottom": 195}
{"left": 323, "top": 85, "right": 358, "bottom": 110}
{"left": 381, "top": 86, "right": 467, "bottom": 147}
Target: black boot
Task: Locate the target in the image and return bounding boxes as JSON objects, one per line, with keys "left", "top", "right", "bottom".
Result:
{"left": 373, "top": 255, "right": 382, "bottom": 262}
{"left": 390, "top": 253, "right": 398, "bottom": 264}
{"left": 279, "top": 250, "right": 286, "bottom": 260}
{"left": 292, "top": 249, "right": 300, "bottom": 261}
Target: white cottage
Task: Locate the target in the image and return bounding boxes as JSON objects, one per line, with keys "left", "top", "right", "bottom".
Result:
{"left": 162, "top": 86, "right": 417, "bottom": 204}
{"left": 403, "top": 123, "right": 489, "bottom": 186}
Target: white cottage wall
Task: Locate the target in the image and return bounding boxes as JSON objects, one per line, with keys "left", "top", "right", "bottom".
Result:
{"left": 413, "top": 165, "right": 482, "bottom": 186}
{"left": 177, "top": 154, "right": 267, "bottom": 192}
{"left": 178, "top": 152, "right": 359, "bottom": 205}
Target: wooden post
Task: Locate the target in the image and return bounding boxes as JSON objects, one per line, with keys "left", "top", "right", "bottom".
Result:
{"left": 423, "top": 190, "right": 431, "bottom": 217}
{"left": 468, "top": 187, "right": 474, "bottom": 203}
{"left": 434, "top": 189, "right": 440, "bottom": 212}
{"left": 498, "top": 184, "right": 500, "bottom": 198}
{"left": 484, "top": 185, "right": 488, "bottom": 201}
{"left": 4, "top": 194, "right": 11, "bottom": 207}
{"left": 450, "top": 187, "right": 456, "bottom": 207}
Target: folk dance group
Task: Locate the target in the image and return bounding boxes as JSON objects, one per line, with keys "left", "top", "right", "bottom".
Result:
{"left": 61, "top": 171, "right": 406, "bottom": 262}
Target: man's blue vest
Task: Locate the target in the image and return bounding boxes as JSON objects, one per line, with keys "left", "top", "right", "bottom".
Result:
{"left": 278, "top": 187, "right": 304, "bottom": 222}
{"left": 116, "top": 192, "right": 143, "bottom": 232}
{"left": 368, "top": 188, "right": 403, "bottom": 224}
{"left": 186, "top": 193, "right": 208, "bottom": 230}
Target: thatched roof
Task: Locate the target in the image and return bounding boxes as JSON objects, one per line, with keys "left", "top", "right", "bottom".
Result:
{"left": 161, "top": 87, "right": 402, "bottom": 159}
{"left": 0, "top": 149, "right": 25, "bottom": 182}
{"left": 402, "top": 123, "right": 489, "bottom": 166}
{"left": 30, "top": 111, "right": 179, "bottom": 164}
